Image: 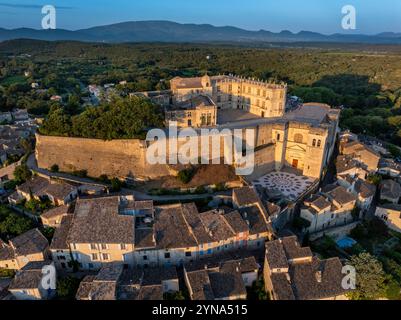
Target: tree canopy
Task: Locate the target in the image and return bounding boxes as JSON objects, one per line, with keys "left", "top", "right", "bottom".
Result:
{"left": 38, "top": 96, "right": 164, "bottom": 140}
{"left": 347, "top": 252, "right": 386, "bottom": 300}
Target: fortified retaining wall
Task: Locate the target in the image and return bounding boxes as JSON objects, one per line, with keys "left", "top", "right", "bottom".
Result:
{"left": 35, "top": 125, "right": 277, "bottom": 180}
{"left": 35, "top": 134, "right": 173, "bottom": 179}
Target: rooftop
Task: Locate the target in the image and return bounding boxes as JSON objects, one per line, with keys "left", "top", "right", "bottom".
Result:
{"left": 9, "top": 261, "right": 52, "bottom": 291}
{"left": 42, "top": 182, "right": 76, "bottom": 200}
{"left": 67, "top": 197, "right": 135, "bottom": 244}
{"left": 170, "top": 95, "right": 216, "bottom": 111}
{"left": 50, "top": 215, "right": 74, "bottom": 250}
{"left": 381, "top": 180, "right": 401, "bottom": 200}
{"left": 41, "top": 205, "right": 70, "bottom": 220}
{"left": 233, "top": 187, "right": 260, "bottom": 207}
{"left": 9, "top": 228, "right": 49, "bottom": 257}
{"left": 326, "top": 185, "right": 357, "bottom": 207}
{"left": 17, "top": 176, "right": 50, "bottom": 196}
{"left": 154, "top": 204, "right": 198, "bottom": 249}
{"left": 199, "top": 210, "right": 236, "bottom": 242}
{"left": 265, "top": 237, "right": 347, "bottom": 300}
{"left": 185, "top": 258, "right": 249, "bottom": 300}
{"left": 284, "top": 103, "right": 336, "bottom": 126}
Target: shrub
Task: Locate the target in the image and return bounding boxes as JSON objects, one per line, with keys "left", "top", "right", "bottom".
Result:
{"left": 50, "top": 164, "right": 59, "bottom": 173}
{"left": 72, "top": 169, "right": 87, "bottom": 178}
{"left": 110, "top": 178, "right": 123, "bottom": 192}
{"left": 177, "top": 168, "right": 194, "bottom": 184}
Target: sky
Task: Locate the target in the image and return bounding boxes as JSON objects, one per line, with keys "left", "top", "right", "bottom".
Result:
{"left": 0, "top": 0, "right": 401, "bottom": 34}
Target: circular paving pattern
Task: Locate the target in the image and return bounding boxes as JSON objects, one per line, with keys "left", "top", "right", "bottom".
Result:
{"left": 253, "top": 172, "right": 315, "bottom": 201}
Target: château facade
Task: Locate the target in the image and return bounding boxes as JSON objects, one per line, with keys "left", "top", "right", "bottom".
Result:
{"left": 170, "top": 74, "right": 287, "bottom": 121}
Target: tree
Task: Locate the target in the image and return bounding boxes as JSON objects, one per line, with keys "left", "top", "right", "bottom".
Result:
{"left": 367, "top": 174, "right": 382, "bottom": 186}
{"left": 0, "top": 213, "right": 33, "bottom": 237}
{"left": 13, "top": 164, "right": 32, "bottom": 184}
{"left": 347, "top": 253, "right": 386, "bottom": 300}
{"left": 388, "top": 116, "right": 401, "bottom": 128}
{"left": 56, "top": 276, "right": 81, "bottom": 300}
{"left": 50, "top": 164, "right": 59, "bottom": 173}
{"left": 40, "top": 96, "right": 164, "bottom": 140}
{"left": 385, "top": 278, "right": 401, "bottom": 300}
{"left": 177, "top": 168, "right": 195, "bottom": 184}
{"left": 388, "top": 144, "right": 401, "bottom": 158}
{"left": 110, "top": 178, "right": 123, "bottom": 192}
{"left": 247, "top": 279, "right": 268, "bottom": 300}
{"left": 163, "top": 291, "right": 186, "bottom": 300}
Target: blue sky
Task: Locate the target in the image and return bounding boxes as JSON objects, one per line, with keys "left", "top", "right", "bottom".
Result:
{"left": 0, "top": 0, "right": 401, "bottom": 34}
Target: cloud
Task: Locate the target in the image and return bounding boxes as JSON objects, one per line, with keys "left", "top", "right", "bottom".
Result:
{"left": 0, "top": 3, "right": 74, "bottom": 10}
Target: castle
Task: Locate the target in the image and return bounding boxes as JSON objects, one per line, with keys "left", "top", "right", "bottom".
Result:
{"left": 35, "top": 75, "right": 340, "bottom": 180}
{"left": 168, "top": 74, "right": 287, "bottom": 127}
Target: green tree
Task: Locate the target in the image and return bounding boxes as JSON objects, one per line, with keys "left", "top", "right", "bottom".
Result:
{"left": 0, "top": 213, "right": 33, "bottom": 237}
{"left": 110, "top": 178, "right": 123, "bottom": 192}
{"left": 56, "top": 277, "right": 82, "bottom": 300}
{"left": 367, "top": 174, "right": 382, "bottom": 186}
{"left": 388, "top": 144, "right": 401, "bottom": 158}
{"left": 177, "top": 168, "right": 195, "bottom": 184}
{"left": 50, "top": 164, "right": 59, "bottom": 173}
{"left": 347, "top": 253, "right": 386, "bottom": 300}
{"left": 13, "top": 164, "right": 32, "bottom": 184}
{"left": 247, "top": 279, "right": 268, "bottom": 300}
{"left": 163, "top": 291, "right": 186, "bottom": 300}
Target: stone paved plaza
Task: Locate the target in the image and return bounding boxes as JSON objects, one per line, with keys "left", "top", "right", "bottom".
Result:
{"left": 252, "top": 171, "right": 316, "bottom": 201}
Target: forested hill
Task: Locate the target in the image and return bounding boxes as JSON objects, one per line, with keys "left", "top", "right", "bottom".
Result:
{"left": 1, "top": 21, "right": 401, "bottom": 44}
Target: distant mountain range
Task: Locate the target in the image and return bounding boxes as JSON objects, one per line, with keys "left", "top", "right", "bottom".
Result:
{"left": 1, "top": 21, "right": 401, "bottom": 44}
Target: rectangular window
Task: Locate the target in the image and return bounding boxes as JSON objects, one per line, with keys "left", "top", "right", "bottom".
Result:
{"left": 120, "top": 244, "right": 127, "bottom": 250}
{"left": 165, "top": 252, "right": 171, "bottom": 259}
{"left": 185, "top": 252, "right": 191, "bottom": 257}
{"left": 101, "top": 244, "right": 108, "bottom": 250}
{"left": 90, "top": 244, "right": 98, "bottom": 250}
{"left": 143, "top": 255, "right": 148, "bottom": 261}
{"left": 277, "top": 134, "right": 281, "bottom": 141}
{"left": 102, "top": 253, "right": 110, "bottom": 261}
{"left": 91, "top": 253, "right": 98, "bottom": 261}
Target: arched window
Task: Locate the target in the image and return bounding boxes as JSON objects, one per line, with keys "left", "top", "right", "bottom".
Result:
{"left": 277, "top": 133, "right": 281, "bottom": 142}
{"left": 312, "top": 139, "right": 317, "bottom": 147}
{"left": 317, "top": 140, "right": 322, "bottom": 147}
{"left": 294, "top": 134, "right": 303, "bottom": 144}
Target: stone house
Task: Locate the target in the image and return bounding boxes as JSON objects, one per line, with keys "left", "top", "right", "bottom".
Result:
{"left": 264, "top": 236, "right": 348, "bottom": 300}
{"left": 0, "top": 229, "right": 50, "bottom": 270}
{"left": 375, "top": 204, "right": 401, "bottom": 233}
{"left": 8, "top": 261, "right": 56, "bottom": 300}
{"left": 300, "top": 185, "right": 357, "bottom": 234}
{"left": 380, "top": 180, "right": 401, "bottom": 204}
